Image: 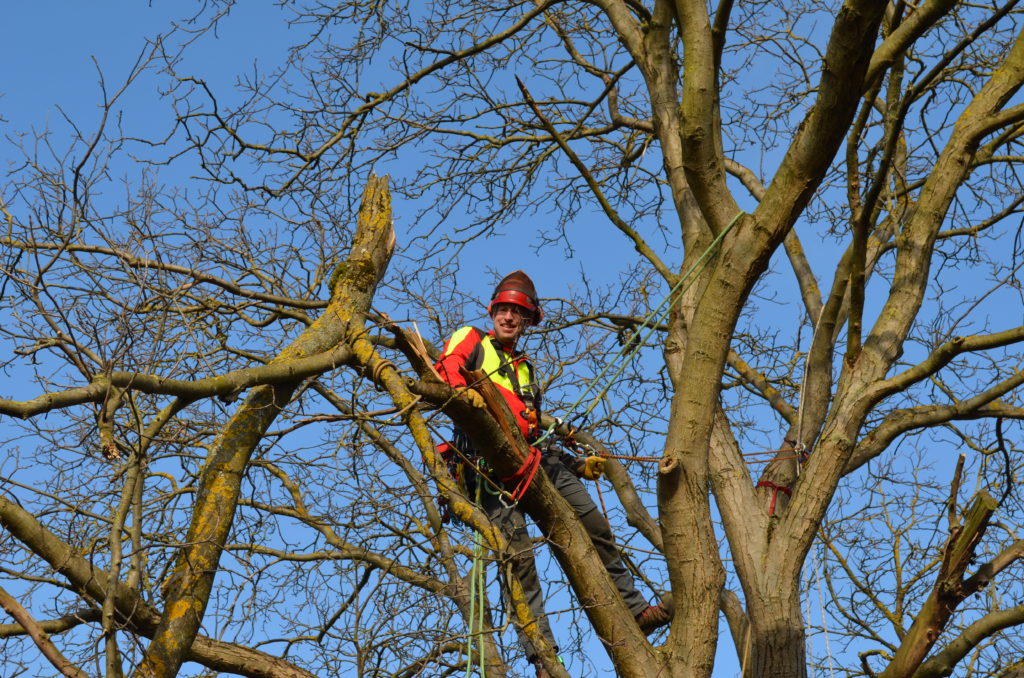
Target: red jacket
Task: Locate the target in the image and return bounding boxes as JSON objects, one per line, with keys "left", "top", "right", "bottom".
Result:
{"left": 435, "top": 326, "right": 540, "bottom": 438}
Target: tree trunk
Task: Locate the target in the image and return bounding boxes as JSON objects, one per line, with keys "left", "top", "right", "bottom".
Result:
{"left": 745, "top": 592, "right": 807, "bottom": 678}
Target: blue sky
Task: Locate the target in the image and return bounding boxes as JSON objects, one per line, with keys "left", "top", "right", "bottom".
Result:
{"left": 3, "top": 3, "right": 638, "bottom": 317}
{"left": 0, "top": 4, "right": 699, "bottom": 676}
{"left": 4, "top": 4, "right": 1019, "bottom": 678}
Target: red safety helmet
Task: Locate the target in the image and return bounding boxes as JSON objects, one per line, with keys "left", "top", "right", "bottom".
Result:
{"left": 488, "top": 270, "right": 543, "bottom": 324}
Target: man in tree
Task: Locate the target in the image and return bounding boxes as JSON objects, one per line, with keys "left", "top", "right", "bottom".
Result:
{"left": 435, "top": 270, "right": 672, "bottom": 676}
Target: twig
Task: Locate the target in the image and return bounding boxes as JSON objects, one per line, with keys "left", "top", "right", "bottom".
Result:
{"left": 0, "top": 585, "right": 90, "bottom": 678}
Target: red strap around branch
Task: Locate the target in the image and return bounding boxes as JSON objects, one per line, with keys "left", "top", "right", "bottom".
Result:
{"left": 756, "top": 480, "right": 792, "bottom": 516}
{"left": 500, "top": 446, "right": 542, "bottom": 501}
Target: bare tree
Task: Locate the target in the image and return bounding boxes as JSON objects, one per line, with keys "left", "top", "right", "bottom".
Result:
{"left": 1, "top": 1, "right": 1023, "bottom": 677}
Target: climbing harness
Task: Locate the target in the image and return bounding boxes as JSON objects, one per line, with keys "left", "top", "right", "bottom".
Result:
{"left": 436, "top": 325, "right": 546, "bottom": 503}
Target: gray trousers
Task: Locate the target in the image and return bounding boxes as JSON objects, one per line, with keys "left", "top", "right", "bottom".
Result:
{"left": 478, "top": 451, "right": 648, "bottom": 660}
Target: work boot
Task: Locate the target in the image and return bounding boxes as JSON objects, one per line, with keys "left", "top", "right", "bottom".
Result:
{"left": 636, "top": 594, "right": 674, "bottom": 635}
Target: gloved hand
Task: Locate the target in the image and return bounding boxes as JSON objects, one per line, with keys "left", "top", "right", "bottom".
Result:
{"left": 458, "top": 387, "right": 486, "bottom": 409}
{"left": 580, "top": 455, "right": 606, "bottom": 480}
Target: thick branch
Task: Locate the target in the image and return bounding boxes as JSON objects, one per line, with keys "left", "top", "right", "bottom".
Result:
{"left": 136, "top": 176, "right": 394, "bottom": 678}
{"left": 0, "top": 493, "right": 314, "bottom": 678}
{"left": 865, "top": 327, "right": 1024, "bottom": 405}
{"left": 915, "top": 604, "right": 1024, "bottom": 678}
{"left": 865, "top": 0, "right": 958, "bottom": 86}
{"left": 858, "top": 29, "right": 1024, "bottom": 382}
{"left": 755, "top": 0, "right": 888, "bottom": 243}
{"left": 0, "top": 344, "right": 353, "bottom": 418}
{"left": 676, "top": 0, "right": 739, "bottom": 230}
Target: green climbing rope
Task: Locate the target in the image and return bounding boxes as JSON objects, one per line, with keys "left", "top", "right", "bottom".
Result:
{"left": 466, "top": 480, "right": 487, "bottom": 678}
{"left": 534, "top": 211, "right": 746, "bottom": 446}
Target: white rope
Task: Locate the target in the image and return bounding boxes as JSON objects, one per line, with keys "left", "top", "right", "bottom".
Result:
{"left": 812, "top": 544, "right": 837, "bottom": 678}
{"left": 533, "top": 211, "right": 746, "bottom": 446}
{"left": 804, "top": 561, "right": 814, "bottom": 673}
{"left": 798, "top": 274, "right": 835, "bottom": 678}
{"left": 795, "top": 304, "right": 826, "bottom": 450}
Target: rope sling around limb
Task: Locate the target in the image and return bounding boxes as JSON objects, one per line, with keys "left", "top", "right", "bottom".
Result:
{"left": 533, "top": 210, "right": 747, "bottom": 447}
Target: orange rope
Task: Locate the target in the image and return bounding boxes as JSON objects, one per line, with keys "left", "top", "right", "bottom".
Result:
{"left": 594, "top": 479, "right": 609, "bottom": 521}
{"left": 595, "top": 449, "right": 805, "bottom": 465}
{"left": 580, "top": 446, "right": 807, "bottom": 468}
{"left": 599, "top": 452, "right": 662, "bottom": 463}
